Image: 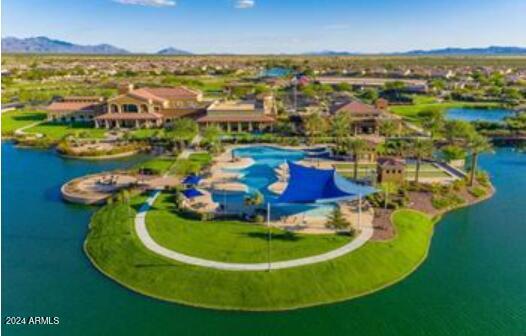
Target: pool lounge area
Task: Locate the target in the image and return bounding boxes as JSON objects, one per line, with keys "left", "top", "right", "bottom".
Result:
{"left": 210, "top": 146, "right": 373, "bottom": 222}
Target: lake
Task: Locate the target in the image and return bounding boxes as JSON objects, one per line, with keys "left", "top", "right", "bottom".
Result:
{"left": 2, "top": 142, "right": 526, "bottom": 336}
{"left": 446, "top": 107, "right": 515, "bottom": 123}
{"left": 259, "top": 67, "right": 293, "bottom": 78}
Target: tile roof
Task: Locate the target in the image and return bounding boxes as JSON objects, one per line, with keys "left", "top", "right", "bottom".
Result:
{"left": 95, "top": 113, "right": 162, "bottom": 121}
{"left": 131, "top": 87, "right": 200, "bottom": 102}
{"left": 47, "top": 101, "right": 101, "bottom": 113}
{"left": 331, "top": 101, "right": 382, "bottom": 115}
{"left": 197, "top": 115, "right": 275, "bottom": 123}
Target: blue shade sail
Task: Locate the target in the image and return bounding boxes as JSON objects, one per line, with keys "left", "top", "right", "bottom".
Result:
{"left": 277, "top": 161, "right": 376, "bottom": 204}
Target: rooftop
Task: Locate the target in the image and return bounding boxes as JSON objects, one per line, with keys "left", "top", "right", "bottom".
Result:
{"left": 207, "top": 100, "right": 256, "bottom": 111}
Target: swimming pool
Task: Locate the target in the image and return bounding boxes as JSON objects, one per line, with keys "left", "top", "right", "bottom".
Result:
{"left": 211, "top": 146, "right": 335, "bottom": 219}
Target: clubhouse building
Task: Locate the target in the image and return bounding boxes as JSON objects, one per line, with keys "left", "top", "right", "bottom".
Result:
{"left": 46, "top": 84, "right": 276, "bottom": 131}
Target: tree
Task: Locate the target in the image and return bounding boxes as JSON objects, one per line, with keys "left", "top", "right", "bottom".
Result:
{"left": 331, "top": 112, "right": 350, "bottom": 152}
{"left": 419, "top": 107, "right": 445, "bottom": 138}
{"left": 202, "top": 125, "right": 222, "bottom": 152}
{"left": 379, "top": 182, "right": 397, "bottom": 209}
{"left": 505, "top": 113, "right": 526, "bottom": 135}
{"left": 441, "top": 145, "right": 466, "bottom": 163}
{"left": 325, "top": 206, "right": 352, "bottom": 233}
{"left": 384, "top": 81, "right": 406, "bottom": 101}
{"left": 409, "top": 139, "right": 434, "bottom": 184}
{"left": 466, "top": 134, "right": 492, "bottom": 186}
{"left": 379, "top": 120, "right": 398, "bottom": 137}
{"left": 358, "top": 88, "right": 379, "bottom": 102}
{"left": 335, "top": 82, "right": 352, "bottom": 92}
{"left": 169, "top": 118, "right": 198, "bottom": 150}
{"left": 430, "top": 79, "right": 446, "bottom": 93}
{"left": 303, "top": 112, "right": 329, "bottom": 140}
{"left": 346, "top": 138, "right": 367, "bottom": 180}
{"left": 443, "top": 120, "right": 476, "bottom": 144}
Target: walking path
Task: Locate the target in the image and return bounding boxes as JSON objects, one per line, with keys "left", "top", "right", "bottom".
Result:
{"left": 134, "top": 190, "right": 374, "bottom": 271}
{"left": 14, "top": 120, "right": 45, "bottom": 137}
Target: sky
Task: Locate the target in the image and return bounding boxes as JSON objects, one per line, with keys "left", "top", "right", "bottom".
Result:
{"left": 2, "top": 0, "right": 526, "bottom": 54}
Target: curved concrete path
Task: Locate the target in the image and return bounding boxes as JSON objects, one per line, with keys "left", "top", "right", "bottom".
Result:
{"left": 135, "top": 191, "right": 374, "bottom": 272}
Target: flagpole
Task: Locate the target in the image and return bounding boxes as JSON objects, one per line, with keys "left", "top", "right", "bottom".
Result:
{"left": 267, "top": 202, "right": 271, "bottom": 272}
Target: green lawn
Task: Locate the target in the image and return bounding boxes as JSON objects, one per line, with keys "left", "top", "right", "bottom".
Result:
{"left": 134, "top": 152, "right": 211, "bottom": 176}
{"left": 170, "top": 152, "right": 212, "bottom": 176}
{"left": 1, "top": 110, "right": 47, "bottom": 135}
{"left": 134, "top": 156, "right": 176, "bottom": 174}
{"left": 129, "top": 129, "right": 159, "bottom": 140}
{"left": 187, "top": 152, "right": 212, "bottom": 165}
{"left": 146, "top": 193, "right": 349, "bottom": 263}
{"left": 85, "top": 194, "right": 435, "bottom": 310}
{"left": 25, "top": 122, "right": 107, "bottom": 140}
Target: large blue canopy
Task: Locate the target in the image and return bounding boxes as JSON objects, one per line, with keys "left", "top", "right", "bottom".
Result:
{"left": 182, "top": 175, "right": 201, "bottom": 186}
{"left": 182, "top": 188, "right": 204, "bottom": 199}
{"left": 276, "top": 161, "right": 376, "bottom": 204}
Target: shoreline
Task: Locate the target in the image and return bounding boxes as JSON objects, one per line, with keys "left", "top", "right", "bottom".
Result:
{"left": 58, "top": 149, "right": 140, "bottom": 160}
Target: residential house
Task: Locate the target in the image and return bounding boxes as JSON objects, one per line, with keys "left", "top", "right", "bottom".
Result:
{"left": 330, "top": 100, "right": 402, "bottom": 135}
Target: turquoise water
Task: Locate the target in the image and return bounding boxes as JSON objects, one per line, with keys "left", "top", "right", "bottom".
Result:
{"left": 259, "top": 67, "right": 293, "bottom": 78}
{"left": 212, "top": 146, "right": 334, "bottom": 218}
{"left": 2, "top": 142, "right": 526, "bottom": 335}
{"left": 446, "top": 107, "right": 515, "bottom": 123}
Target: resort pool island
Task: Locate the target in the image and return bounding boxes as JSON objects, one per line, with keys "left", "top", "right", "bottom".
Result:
{"left": 83, "top": 144, "right": 487, "bottom": 311}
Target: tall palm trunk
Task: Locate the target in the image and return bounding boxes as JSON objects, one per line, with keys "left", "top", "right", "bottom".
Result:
{"left": 415, "top": 157, "right": 421, "bottom": 184}
{"left": 469, "top": 152, "right": 478, "bottom": 186}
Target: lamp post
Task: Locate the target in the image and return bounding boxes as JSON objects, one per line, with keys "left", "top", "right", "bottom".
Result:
{"left": 358, "top": 193, "right": 362, "bottom": 229}
{"left": 267, "top": 202, "right": 272, "bottom": 272}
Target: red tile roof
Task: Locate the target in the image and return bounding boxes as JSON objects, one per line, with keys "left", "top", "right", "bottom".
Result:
{"left": 197, "top": 115, "right": 275, "bottom": 123}
{"left": 331, "top": 101, "right": 382, "bottom": 116}
{"left": 47, "top": 101, "right": 101, "bottom": 113}
{"left": 95, "top": 113, "right": 162, "bottom": 121}
{"left": 130, "top": 87, "right": 200, "bottom": 102}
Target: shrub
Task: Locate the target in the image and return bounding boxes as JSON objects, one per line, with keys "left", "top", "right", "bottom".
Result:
{"left": 431, "top": 194, "right": 464, "bottom": 210}
{"left": 253, "top": 214, "right": 265, "bottom": 223}
{"left": 476, "top": 171, "right": 490, "bottom": 187}
{"left": 469, "top": 186, "right": 487, "bottom": 198}
{"left": 325, "top": 206, "right": 351, "bottom": 231}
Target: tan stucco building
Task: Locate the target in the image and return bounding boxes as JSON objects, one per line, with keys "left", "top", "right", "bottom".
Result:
{"left": 197, "top": 94, "right": 276, "bottom": 132}
{"left": 94, "top": 84, "right": 207, "bottom": 128}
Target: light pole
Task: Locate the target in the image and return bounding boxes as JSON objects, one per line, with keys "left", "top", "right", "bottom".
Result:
{"left": 267, "top": 202, "right": 272, "bottom": 272}
{"left": 358, "top": 193, "right": 362, "bottom": 229}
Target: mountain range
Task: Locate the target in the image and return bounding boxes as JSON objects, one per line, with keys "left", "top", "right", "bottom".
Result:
{"left": 2, "top": 36, "right": 526, "bottom": 56}
{"left": 1, "top": 36, "right": 192, "bottom": 55}
{"left": 308, "top": 46, "right": 526, "bottom": 56}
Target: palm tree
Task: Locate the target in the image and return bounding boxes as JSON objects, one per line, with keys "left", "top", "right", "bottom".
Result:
{"left": 379, "top": 120, "right": 398, "bottom": 138}
{"left": 331, "top": 112, "right": 350, "bottom": 152}
{"left": 202, "top": 125, "right": 222, "bottom": 153}
{"left": 420, "top": 107, "right": 445, "bottom": 138}
{"left": 169, "top": 118, "right": 198, "bottom": 150}
{"left": 467, "top": 134, "right": 492, "bottom": 186}
{"left": 410, "top": 139, "right": 434, "bottom": 184}
{"left": 304, "top": 112, "right": 329, "bottom": 141}
{"left": 346, "top": 138, "right": 367, "bottom": 180}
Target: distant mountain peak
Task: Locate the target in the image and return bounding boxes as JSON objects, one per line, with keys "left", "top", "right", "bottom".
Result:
{"left": 2, "top": 36, "right": 130, "bottom": 54}
{"left": 156, "top": 47, "right": 192, "bottom": 55}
